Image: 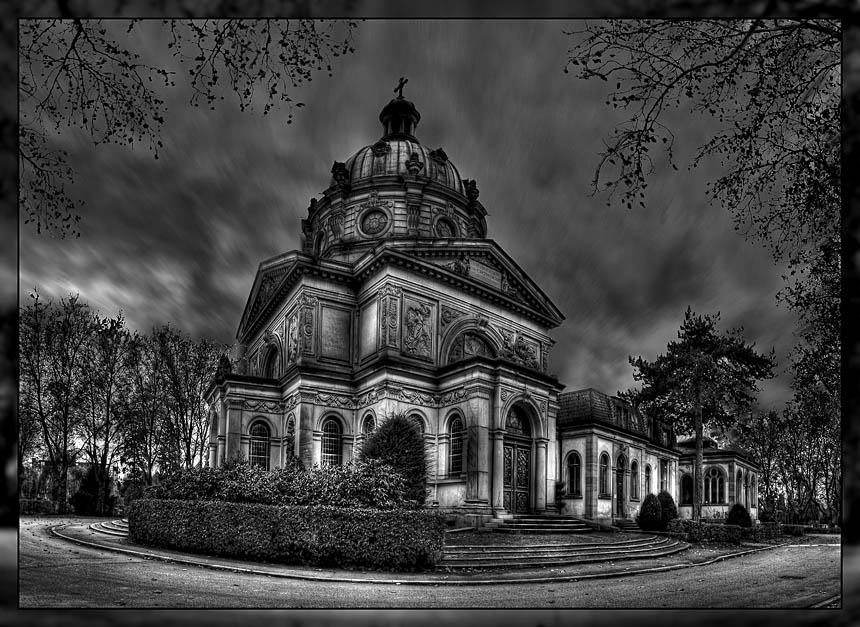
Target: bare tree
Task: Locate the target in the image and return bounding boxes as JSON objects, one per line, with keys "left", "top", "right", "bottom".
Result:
{"left": 79, "top": 311, "right": 135, "bottom": 514}
{"left": 19, "top": 291, "right": 93, "bottom": 512}
{"left": 18, "top": 18, "right": 357, "bottom": 238}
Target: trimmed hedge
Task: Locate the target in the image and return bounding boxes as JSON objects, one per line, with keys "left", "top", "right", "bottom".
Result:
{"left": 781, "top": 524, "right": 806, "bottom": 536}
{"left": 147, "top": 458, "right": 411, "bottom": 510}
{"left": 128, "top": 498, "right": 445, "bottom": 571}
{"left": 666, "top": 519, "right": 787, "bottom": 543}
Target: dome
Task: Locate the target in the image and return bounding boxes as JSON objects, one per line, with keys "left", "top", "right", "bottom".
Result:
{"left": 339, "top": 139, "right": 465, "bottom": 195}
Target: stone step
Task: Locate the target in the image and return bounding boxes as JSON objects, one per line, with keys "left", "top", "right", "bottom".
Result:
{"left": 445, "top": 536, "right": 669, "bottom": 554}
{"left": 101, "top": 520, "right": 128, "bottom": 532}
{"left": 440, "top": 540, "right": 688, "bottom": 569}
{"left": 89, "top": 522, "right": 128, "bottom": 537}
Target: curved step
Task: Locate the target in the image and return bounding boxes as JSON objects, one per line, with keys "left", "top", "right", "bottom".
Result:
{"left": 440, "top": 540, "right": 689, "bottom": 569}
{"left": 445, "top": 536, "right": 673, "bottom": 557}
{"left": 89, "top": 521, "right": 129, "bottom": 537}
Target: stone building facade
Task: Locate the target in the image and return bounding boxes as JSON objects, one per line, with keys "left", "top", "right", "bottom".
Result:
{"left": 205, "top": 89, "right": 759, "bottom": 526}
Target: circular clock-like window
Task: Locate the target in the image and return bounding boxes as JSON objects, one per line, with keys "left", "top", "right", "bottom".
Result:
{"left": 361, "top": 210, "right": 389, "bottom": 235}
{"left": 435, "top": 217, "right": 456, "bottom": 238}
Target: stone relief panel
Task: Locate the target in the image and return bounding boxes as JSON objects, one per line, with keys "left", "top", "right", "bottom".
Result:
{"left": 299, "top": 293, "right": 318, "bottom": 356}
{"left": 496, "top": 326, "right": 541, "bottom": 371}
{"left": 378, "top": 284, "right": 402, "bottom": 349}
{"left": 320, "top": 305, "right": 351, "bottom": 362}
{"left": 402, "top": 297, "right": 434, "bottom": 360}
{"left": 287, "top": 313, "right": 299, "bottom": 364}
{"left": 440, "top": 305, "right": 466, "bottom": 327}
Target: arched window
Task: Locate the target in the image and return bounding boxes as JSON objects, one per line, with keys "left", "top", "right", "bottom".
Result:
{"left": 448, "top": 416, "right": 464, "bottom": 476}
{"left": 362, "top": 415, "right": 375, "bottom": 436}
{"left": 645, "top": 464, "right": 652, "bottom": 495}
{"left": 249, "top": 422, "right": 270, "bottom": 470}
{"left": 744, "top": 474, "right": 750, "bottom": 508}
{"left": 705, "top": 467, "right": 725, "bottom": 504}
{"left": 681, "top": 473, "right": 694, "bottom": 505}
{"left": 599, "top": 453, "right": 610, "bottom": 496}
{"left": 630, "top": 460, "right": 640, "bottom": 500}
{"left": 567, "top": 452, "right": 582, "bottom": 497}
{"left": 321, "top": 418, "right": 342, "bottom": 467}
{"left": 660, "top": 459, "right": 668, "bottom": 492}
{"left": 409, "top": 413, "right": 425, "bottom": 435}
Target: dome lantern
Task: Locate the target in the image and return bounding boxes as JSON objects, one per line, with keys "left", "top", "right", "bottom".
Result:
{"left": 379, "top": 77, "right": 420, "bottom": 139}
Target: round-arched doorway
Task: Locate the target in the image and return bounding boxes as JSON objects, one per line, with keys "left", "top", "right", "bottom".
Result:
{"left": 503, "top": 406, "right": 533, "bottom": 514}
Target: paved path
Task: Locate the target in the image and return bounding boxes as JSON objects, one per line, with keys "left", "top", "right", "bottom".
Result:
{"left": 16, "top": 517, "right": 843, "bottom": 610}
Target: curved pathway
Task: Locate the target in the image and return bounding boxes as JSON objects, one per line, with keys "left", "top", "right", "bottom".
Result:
{"left": 17, "top": 516, "right": 842, "bottom": 609}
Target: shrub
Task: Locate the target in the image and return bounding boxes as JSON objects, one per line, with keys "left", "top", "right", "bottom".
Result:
{"left": 726, "top": 503, "right": 753, "bottom": 528}
{"left": 146, "top": 458, "right": 409, "bottom": 510}
{"left": 360, "top": 413, "right": 427, "bottom": 505}
{"left": 128, "top": 498, "right": 445, "bottom": 571}
{"left": 781, "top": 524, "right": 805, "bottom": 536}
{"left": 19, "top": 499, "right": 56, "bottom": 515}
{"left": 657, "top": 490, "right": 678, "bottom": 528}
{"left": 636, "top": 493, "right": 664, "bottom": 531}
{"left": 70, "top": 465, "right": 116, "bottom": 516}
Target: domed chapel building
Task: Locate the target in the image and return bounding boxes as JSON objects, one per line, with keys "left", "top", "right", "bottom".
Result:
{"left": 205, "top": 85, "right": 758, "bottom": 526}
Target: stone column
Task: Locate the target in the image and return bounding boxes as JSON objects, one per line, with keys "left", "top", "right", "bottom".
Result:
{"left": 225, "top": 398, "right": 243, "bottom": 461}
{"left": 491, "top": 430, "right": 505, "bottom": 514}
{"left": 535, "top": 439, "right": 548, "bottom": 512}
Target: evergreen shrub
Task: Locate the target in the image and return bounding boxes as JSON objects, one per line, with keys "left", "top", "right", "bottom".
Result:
{"left": 636, "top": 493, "right": 664, "bottom": 531}
{"left": 657, "top": 490, "right": 678, "bottom": 528}
{"left": 128, "top": 498, "right": 445, "bottom": 571}
{"left": 70, "top": 465, "right": 115, "bottom": 516}
{"left": 726, "top": 503, "right": 753, "bottom": 528}
{"left": 19, "top": 499, "right": 56, "bottom": 515}
{"left": 360, "top": 413, "right": 427, "bottom": 505}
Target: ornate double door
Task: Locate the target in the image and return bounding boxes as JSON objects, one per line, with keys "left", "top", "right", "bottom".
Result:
{"left": 503, "top": 440, "right": 532, "bottom": 514}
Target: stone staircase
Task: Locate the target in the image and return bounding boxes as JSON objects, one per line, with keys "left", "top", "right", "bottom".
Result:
{"left": 614, "top": 518, "right": 641, "bottom": 532}
{"left": 89, "top": 518, "right": 129, "bottom": 537}
{"left": 440, "top": 534, "right": 688, "bottom": 570}
{"left": 483, "top": 514, "right": 591, "bottom": 534}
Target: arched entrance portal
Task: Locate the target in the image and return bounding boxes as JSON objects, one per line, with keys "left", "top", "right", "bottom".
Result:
{"left": 615, "top": 454, "right": 626, "bottom": 518}
{"left": 503, "top": 407, "right": 533, "bottom": 514}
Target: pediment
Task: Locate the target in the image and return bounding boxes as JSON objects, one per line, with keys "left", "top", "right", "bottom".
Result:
{"left": 237, "top": 258, "right": 298, "bottom": 339}
{"left": 398, "top": 243, "right": 564, "bottom": 327}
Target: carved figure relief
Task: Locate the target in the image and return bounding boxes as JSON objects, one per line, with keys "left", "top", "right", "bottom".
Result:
{"left": 448, "top": 331, "right": 493, "bottom": 363}
{"left": 404, "top": 302, "right": 432, "bottom": 358}
{"left": 287, "top": 314, "right": 299, "bottom": 363}
{"left": 498, "top": 328, "right": 540, "bottom": 370}
{"left": 429, "top": 147, "right": 448, "bottom": 162}
{"left": 331, "top": 161, "right": 349, "bottom": 188}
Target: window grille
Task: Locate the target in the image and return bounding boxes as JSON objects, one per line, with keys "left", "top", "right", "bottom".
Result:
{"left": 249, "top": 422, "right": 270, "bottom": 470}
{"left": 321, "top": 419, "right": 342, "bottom": 467}
{"left": 567, "top": 453, "right": 582, "bottom": 496}
{"left": 705, "top": 467, "right": 725, "bottom": 504}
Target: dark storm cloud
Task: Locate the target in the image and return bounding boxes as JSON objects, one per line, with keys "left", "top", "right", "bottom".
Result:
{"left": 19, "top": 19, "right": 797, "bottom": 409}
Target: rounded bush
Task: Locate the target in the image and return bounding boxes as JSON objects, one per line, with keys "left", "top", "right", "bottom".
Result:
{"left": 636, "top": 493, "right": 664, "bottom": 531}
{"left": 657, "top": 490, "right": 678, "bottom": 527}
{"left": 726, "top": 503, "right": 752, "bottom": 528}
{"left": 360, "top": 413, "right": 427, "bottom": 505}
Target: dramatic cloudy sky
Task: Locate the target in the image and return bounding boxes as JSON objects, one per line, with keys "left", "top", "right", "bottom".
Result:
{"left": 18, "top": 19, "right": 797, "bottom": 411}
